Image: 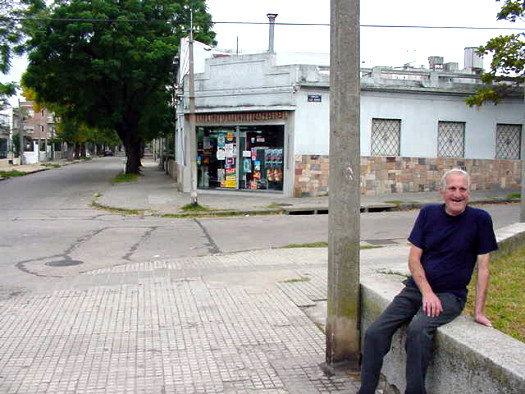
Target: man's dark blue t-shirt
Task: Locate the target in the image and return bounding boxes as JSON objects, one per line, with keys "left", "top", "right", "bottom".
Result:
{"left": 406, "top": 204, "right": 498, "bottom": 300}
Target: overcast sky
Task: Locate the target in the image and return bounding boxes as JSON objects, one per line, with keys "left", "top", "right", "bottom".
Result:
{"left": 2, "top": 0, "right": 523, "bottom": 103}
{"left": 207, "top": 0, "right": 522, "bottom": 68}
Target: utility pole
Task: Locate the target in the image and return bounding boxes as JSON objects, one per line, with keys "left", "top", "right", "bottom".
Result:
{"left": 188, "top": 10, "right": 198, "bottom": 206}
{"left": 520, "top": 83, "right": 525, "bottom": 223}
{"left": 17, "top": 98, "right": 24, "bottom": 166}
{"left": 326, "top": 0, "right": 361, "bottom": 371}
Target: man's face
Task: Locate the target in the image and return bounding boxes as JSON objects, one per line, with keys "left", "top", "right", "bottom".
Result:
{"left": 441, "top": 173, "right": 470, "bottom": 216}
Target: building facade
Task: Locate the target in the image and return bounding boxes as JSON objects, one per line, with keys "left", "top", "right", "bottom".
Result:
{"left": 174, "top": 49, "right": 524, "bottom": 196}
{"left": 13, "top": 101, "right": 58, "bottom": 163}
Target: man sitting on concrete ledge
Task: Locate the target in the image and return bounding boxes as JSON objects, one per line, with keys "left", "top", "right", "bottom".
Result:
{"left": 358, "top": 168, "right": 498, "bottom": 394}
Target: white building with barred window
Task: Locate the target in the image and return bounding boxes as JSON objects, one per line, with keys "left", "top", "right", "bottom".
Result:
{"left": 173, "top": 41, "right": 524, "bottom": 196}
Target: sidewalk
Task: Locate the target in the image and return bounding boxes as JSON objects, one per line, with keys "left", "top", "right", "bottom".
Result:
{"left": 95, "top": 159, "right": 519, "bottom": 216}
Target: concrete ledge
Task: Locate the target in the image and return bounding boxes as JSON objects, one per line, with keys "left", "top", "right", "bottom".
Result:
{"left": 360, "top": 223, "right": 525, "bottom": 394}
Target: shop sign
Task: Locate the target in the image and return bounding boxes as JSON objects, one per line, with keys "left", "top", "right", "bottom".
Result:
{"left": 196, "top": 111, "right": 289, "bottom": 124}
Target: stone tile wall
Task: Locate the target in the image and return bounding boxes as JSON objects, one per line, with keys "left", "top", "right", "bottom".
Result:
{"left": 293, "top": 155, "right": 521, "bottom": 197}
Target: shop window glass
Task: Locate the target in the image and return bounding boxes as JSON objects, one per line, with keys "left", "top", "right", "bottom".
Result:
{"left": 197, "top": 125, "right": 284, "bottom": 191}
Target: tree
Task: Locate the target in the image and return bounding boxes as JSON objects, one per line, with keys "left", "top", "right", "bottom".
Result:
{"left": 0, "top": 0, "right": 25, "bottom": 108}
{"left": 21, "top": 0, "right": 215, "bottom": 173}
{"left": 466, "top": 0, "right": 524, "bottom": 106}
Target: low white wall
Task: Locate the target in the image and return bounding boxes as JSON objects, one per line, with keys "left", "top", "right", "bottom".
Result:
{"left": 361, "top": 223, "right": 525, "bottom": 394}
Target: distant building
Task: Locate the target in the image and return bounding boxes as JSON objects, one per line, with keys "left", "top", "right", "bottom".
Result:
{"left": 0, "top": 112, "right": 9, "bottom": 160}
{"left": 14, "top": 101, "right": 57, "bottom": 163}
{"left": 173, "top": 43, "right": 524, "bottom": 196}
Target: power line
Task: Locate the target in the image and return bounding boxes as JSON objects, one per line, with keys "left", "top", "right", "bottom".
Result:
{"left": 2, "top": 16, "right": 525, "bottom": 31}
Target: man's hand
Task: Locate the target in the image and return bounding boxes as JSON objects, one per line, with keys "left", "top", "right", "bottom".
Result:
{"left": 422, "top": 291, "right": 443, "bottom": 317}
{"left": 475, "top": 314, "right": 493, "bottom": 327}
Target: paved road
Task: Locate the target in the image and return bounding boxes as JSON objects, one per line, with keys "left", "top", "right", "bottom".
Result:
{"left": 0, "top": 158, "right": 519, "bottom": 293}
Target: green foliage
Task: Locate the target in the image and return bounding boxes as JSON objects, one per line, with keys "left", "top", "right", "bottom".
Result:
{"left": 466, "top": 1, "right": 525, "bottom": 106}
{"left": 0, "top": 0, "right": 26, "bottom": 108}
{"left": 0, "top": 170, "right": 27, "bottom": 178}
{"left": 11, "top": 132, "right": 20, "bottom": 157}
{"left": 181, "top": 203, "right": 211, "bottom": 212}
{"left": 21, "top": 0, "right": 215, "bottom": 173}
{"left": 507, "top": 192, "right": 521, "bottom": 199}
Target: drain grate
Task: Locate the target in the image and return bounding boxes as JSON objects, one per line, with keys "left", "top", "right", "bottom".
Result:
{"left": 46, "top": 260, "right": 84, "bottom": 267}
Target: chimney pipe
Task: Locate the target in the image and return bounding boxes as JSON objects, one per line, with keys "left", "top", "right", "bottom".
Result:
{"left": 267, "top": 13, "right": 278, "bottom": 53}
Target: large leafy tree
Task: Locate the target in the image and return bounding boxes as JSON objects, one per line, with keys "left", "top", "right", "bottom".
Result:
{"left": 466, "top": 0, "right": 525, "bottom": 106}
{"left": 0, "top": 0, "right": 25, "bottom": 108}
{"left": 21, "top": 0, "right": 215, "bottom": 173}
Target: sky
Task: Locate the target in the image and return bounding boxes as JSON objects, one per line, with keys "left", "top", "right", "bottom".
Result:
{"left": 207, "top": 0, "right": 522, "bottom": 68}
{"left": 2, "top": 0, "right": 523, "bottom": 105}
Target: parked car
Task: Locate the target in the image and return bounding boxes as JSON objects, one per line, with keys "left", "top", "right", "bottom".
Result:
{"left": 103, "top": 150, "right": 114, "bottom": 156}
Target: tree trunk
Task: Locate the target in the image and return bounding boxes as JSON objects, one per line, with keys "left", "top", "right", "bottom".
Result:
{"left": 124, "top": 139, "right": 143, "bottom": 174}
{"left": 74, "top": 143, "right": 80, "bottom": 159}
{"left": 115, "top": 119, "right": 143, "bottom": 174}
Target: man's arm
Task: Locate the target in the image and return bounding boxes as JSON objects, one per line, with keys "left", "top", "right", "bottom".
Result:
{"left": 474, "top": 253, "right": 492, "bottom": 327}
{"left": 408, "top": 245, "right": 443, "bottom": 317}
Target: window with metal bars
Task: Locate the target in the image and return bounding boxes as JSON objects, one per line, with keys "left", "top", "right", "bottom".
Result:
{"left": 496, "top": 124, "right": 521, "bottom": 160}
{"left": 438, "top": 121, "right": 465, "bottom": 158}
{"left": 371, "top": 118, "right": 401, "bottom": 156}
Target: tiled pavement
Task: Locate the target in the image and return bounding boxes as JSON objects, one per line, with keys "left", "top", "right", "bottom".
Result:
{"left": 0, "top": 248, "right": 371, "bottom": 393}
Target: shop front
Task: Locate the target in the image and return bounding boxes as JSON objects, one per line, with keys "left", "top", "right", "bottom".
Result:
{"left": 195, "top": 112, "right": 287, "bottom": 192}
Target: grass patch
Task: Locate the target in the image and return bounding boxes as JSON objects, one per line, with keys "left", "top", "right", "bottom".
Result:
{"left": 384, "top": 200, "right": 405, "bottom": 205}
{"left": 506, "top": 193, "right": 520, "bottom": 200}
{"left": 464, "top": 246, "right": 525, "bottom": 342}
{"left": 266, "top": 202, "right": 292, "bottom": 209}
{"left": 181, "top": 203, "right": 211, "bottom": 212}
{"left": 80, "top": 156, "right": 92, "bottom": 161}
{"left": 0, "top": 170, "right": 27, "bottom": 178}
{"left": 112, "top": 173, "right": 139, "bottom": 183}
{"left": 90, "top": 201, "right": 143, "bottom": 215}
{"left": 281, "top": 275, "right": 311, "bottom": 283}
{"left": 41, "top": 163, "right": 61, "bottom": 168}
{"left": 280, "top": 242, "right": 328, "bottom": 248}
{"left": 279, "top": 242, "right": 383, "bottom": 249}
{"left": 377, "top": 269, "right": 410, "bottom": 279}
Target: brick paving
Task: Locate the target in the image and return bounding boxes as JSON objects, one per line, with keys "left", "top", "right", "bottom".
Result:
{"left": 0, "top": 249, "right": 362, "bottom": 393}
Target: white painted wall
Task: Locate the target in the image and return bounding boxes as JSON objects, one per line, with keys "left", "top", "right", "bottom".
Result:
{"left": 361, "top": 91, "right": 524, "bottom": 159}
{"left": 192, "top": 54, "right": 296, "bottom": 110}
{"left": 293, "top": 88, "right": 330, "bottom": 155}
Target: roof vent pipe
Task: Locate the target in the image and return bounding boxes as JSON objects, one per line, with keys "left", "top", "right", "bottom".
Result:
{"left": 267, "top": 13, "right": 278, "bottom": 53}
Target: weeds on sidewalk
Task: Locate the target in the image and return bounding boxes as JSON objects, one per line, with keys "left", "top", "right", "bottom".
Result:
{"left": 281, "top": 276, "right": 311, "bottom": 283}
{"left": 90, "top": 201, "right": 143, "bottom": 215}
{"left": 42, "top": 163, "right": 61, "bottom": 168}
{"left": 181, "top": 203, "right": 211, "bottom": 212}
